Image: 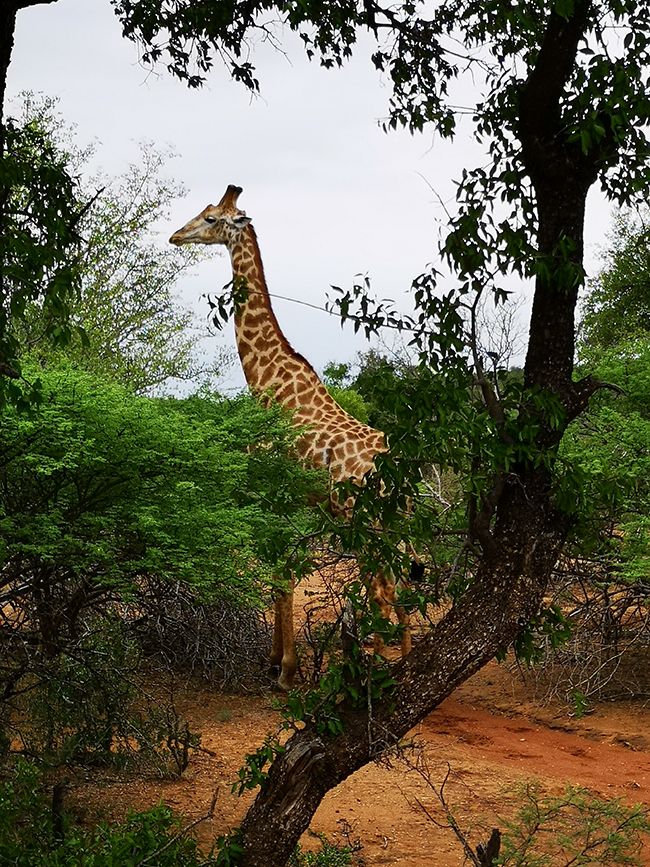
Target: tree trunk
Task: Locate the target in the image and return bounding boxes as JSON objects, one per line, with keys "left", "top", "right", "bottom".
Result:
{"left": 239, "top": 471, "right": 568, "bottom": 866}
{"left": 0, "top": 1, "right": 60, "bottom": 129}
{"left": 0, "top": 1, "right": 19, "bottom": 136}
{"left": 236, "top": 6, "right": 607, "bottom": 865}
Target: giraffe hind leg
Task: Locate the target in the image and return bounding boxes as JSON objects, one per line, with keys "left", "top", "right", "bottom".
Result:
{"left": 397, "top": 557, "right": 419, "bottom": 654}
{"left": 269, "top": 581, "right": 297, "bottom": 691}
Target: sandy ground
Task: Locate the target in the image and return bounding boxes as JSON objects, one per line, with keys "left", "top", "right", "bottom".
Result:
{"left": 49, "top": 568, "right": 650, "bottom": 864}
{"left": 65, "top": 648, "right": 650, "bottom": 865}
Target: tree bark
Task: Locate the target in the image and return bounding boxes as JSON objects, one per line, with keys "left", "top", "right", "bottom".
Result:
{"left": 519, "top": 1, "right": 600, "bottom": 399}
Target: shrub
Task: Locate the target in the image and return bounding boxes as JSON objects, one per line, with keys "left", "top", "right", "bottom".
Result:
{"left": 0, "top": 757, "right": 207, "bottom": 866}
{"left": 289, "top": 833, "right": 363, "bottom": 866}
{"left": 499, "top": 781, "right": 650, "bottom": 867}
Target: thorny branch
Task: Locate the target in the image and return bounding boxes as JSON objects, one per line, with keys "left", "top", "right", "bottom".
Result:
{"left": 135, "top": 788, "right": 220, "bottom": 866}
{"left": 400, "top": 751, "right": 501, "bottom": 867}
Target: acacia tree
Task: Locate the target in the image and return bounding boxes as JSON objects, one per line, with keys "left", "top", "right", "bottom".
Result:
{"left": 0, "top": 359, "right": 321, "bottom": 760}
{"left": 21, "top": 95, "right": 222, "bottom": 392}
{"left": 70, "top": 143, "right": 217, "bottom": 393}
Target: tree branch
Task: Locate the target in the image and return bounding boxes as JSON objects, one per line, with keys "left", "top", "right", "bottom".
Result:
{"left": 519, "top": 2, "right": 593, "bottom": 146}
{"left": 564, "top": 374, "right": 626, "bottom": 421}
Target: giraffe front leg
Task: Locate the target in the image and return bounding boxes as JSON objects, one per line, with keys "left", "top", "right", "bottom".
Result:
{"left": 371, "top": 573, "right": 411, "bottom": 657}
{"left": 396, "top": 558, "right": 416, "bottom": 656}
{"left": 370, "top": 573, "right": 395, "bottom": 656}
{"left": 269, "top": 581, "right": 297, "bottom": 691}
{"left": 396, "top": 604, "right": 412, "bottom": 655}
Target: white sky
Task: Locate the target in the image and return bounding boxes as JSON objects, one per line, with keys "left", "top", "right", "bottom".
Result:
{"left": 6, "top": 0, "right": 613, "bottom": 391}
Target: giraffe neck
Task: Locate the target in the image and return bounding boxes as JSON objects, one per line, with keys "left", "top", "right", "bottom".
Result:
{"left": 226, "top": 224, "right": 386, "bottom": 485}
{"left": 228, "top": 225, "right": 318, "bottom": 400}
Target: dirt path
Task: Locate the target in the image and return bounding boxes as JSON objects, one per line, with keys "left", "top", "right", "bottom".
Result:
{"left": 72, "top": 660, "right": 650, "bottom": 866}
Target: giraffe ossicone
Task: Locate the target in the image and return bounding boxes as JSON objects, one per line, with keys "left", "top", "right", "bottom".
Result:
{"left": 170, "top": 185, "right": 411, "bottom": 690}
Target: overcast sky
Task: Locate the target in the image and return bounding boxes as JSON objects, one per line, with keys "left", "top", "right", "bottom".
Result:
{"left": 7, "top": 0, "right": 613, "bottom": 391}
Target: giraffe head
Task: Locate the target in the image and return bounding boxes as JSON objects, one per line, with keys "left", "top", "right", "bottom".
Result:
{"left": 169, "top": 185, "right": 252, "bottom": 248}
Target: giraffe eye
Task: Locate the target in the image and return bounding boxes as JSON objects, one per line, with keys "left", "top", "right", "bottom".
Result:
{"left": 205, "top": 216, "right": 217, "bottom": 224}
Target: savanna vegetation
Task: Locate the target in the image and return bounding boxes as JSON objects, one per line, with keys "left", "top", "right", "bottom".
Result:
{"left": 1, "top": 1, "right": 650, "bottom": 866}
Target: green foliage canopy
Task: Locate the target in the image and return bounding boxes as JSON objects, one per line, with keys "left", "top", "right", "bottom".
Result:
{"left": 113, "top": 1, "right": 650, "bottom": 299}
{"left": 0, "top": 360, "right": 321, "bottom": 604}
{"left": 581, "top": 210, "right": 650, "bottom": 354}
{"left": 0, "top": 106, "right": 84, "bottom": 409}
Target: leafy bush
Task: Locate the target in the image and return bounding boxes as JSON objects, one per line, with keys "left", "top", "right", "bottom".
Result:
{"left": 289, "top": 833, "right": 363, "bottom": 866}
{"left": 0, "top": 362, "right": 319, "bottom": 604}
{"left": 0, "top": 361, "right": 321, "bottom": 764}
{"left": 22, "top": 618, "right": 146, "bottom": 767}
{"left": 0, "top": 758, "right": 207, "bottom": 866}
{"left": 538, "top": 335, "right": 650, "bottom": 702}
{"left": 499, "top": 781, "right": 650, "bottom": 867}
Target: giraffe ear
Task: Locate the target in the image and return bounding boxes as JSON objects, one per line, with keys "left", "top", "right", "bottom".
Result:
{"left": 232, "top": 213, "right": 252, "bottom": 229}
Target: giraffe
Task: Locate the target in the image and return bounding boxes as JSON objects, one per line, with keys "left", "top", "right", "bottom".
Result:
{"left": 170, "top": 185, "right": 411, "bottom": 690}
